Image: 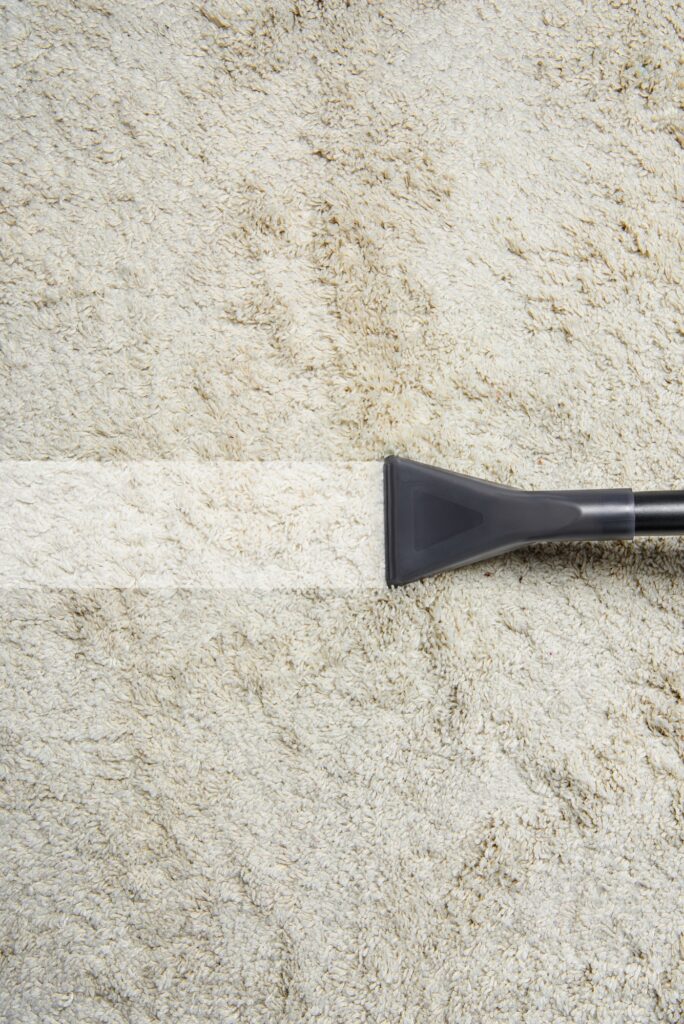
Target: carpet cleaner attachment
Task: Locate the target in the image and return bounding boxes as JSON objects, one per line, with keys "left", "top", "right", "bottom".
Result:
{"left": 384, "top": 456, "right": 684, "bottom": 585}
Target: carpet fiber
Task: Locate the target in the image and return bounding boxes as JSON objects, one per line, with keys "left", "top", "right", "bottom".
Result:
{"left": 1, "top": 1, "right": 683, "bottom": 1021}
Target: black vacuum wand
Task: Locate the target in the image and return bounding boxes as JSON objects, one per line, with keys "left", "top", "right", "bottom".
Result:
{"left": 384, "top": 457, "right": 684, "bottom": 586}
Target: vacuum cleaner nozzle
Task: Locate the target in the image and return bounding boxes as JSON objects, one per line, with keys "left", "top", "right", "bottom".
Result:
{"left": 384, "top": 456, "right": 639, "bottom": 586}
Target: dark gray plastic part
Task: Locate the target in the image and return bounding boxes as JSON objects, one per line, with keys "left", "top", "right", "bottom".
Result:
{"left": 384, "top": 456, "right": 635, "bottom": 586}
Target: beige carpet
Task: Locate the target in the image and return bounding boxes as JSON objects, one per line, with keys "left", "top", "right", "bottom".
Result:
{"left": 1, "top": 1, "right": 683, "bottom": 1020}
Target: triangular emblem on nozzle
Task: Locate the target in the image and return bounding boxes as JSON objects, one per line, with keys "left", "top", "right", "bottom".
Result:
{"left": 414, "top": 490, "right": 484, "bottom": 550}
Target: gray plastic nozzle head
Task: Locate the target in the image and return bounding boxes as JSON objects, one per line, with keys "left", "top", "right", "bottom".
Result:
{"left": 384, "top": 457, "right": 634, "bottom": 586}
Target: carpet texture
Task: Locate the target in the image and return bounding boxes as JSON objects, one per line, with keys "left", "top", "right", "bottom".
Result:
{"left": 1, "top": 1, "right": 683, "bottom": 1021}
